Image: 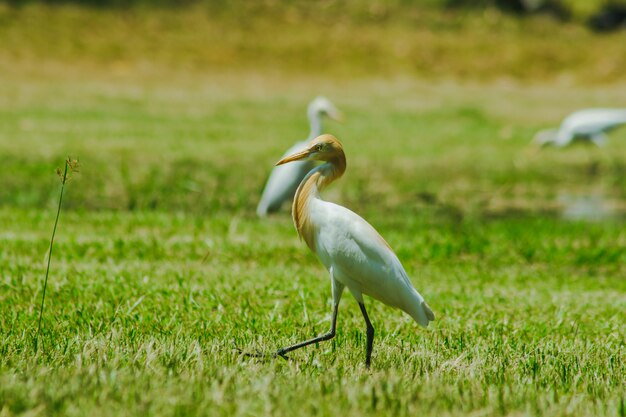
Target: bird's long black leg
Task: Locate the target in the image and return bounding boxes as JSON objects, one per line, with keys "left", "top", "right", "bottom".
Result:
{"left": 358, "top": 302, "right": 375, "bottom": 369}
{"left": 276, "top": 278, "right": 344, "bottom": 359}
{"left": 275, "top": 302, "right": 339, "bottom": 358}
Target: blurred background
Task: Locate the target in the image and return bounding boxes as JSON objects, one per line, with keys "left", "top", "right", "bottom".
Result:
{"left": 0, "top": 0, "right": 625, "bottom": 219}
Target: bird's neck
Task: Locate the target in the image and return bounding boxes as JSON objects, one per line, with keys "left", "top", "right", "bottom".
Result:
{"left": 308, "top": 112, "right": 323, "bottom": 138}
{"left": 292, "top": 154, "right": 346, "bottom": 252}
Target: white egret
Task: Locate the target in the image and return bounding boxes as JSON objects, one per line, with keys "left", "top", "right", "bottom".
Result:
{"left": 273, "top": 134, "right": 434, "bottom": 368}
{"left": 257, "top": 97, "right": 342, "bottom": 217}
{"left": 533, "top": 108, "right": 626, "bottom": 147}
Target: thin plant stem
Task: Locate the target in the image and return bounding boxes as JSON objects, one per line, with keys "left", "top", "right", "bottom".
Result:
{"left": 35, "top": 161, "right": 70, "bottom": 352}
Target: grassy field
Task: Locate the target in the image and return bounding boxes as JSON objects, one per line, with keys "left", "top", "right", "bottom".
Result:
{"left": 1, "top": 1, "right": 625, "bottom": 83}
{"left": 1, "top": 3, "right": 626, "bottom": 417}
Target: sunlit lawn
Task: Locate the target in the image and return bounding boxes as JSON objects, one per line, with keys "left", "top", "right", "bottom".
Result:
{"left": 1, "top": 3, "right": 625, "bottom": 416}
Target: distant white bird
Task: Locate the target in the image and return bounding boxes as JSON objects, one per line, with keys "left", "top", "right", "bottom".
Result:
{"left": 533, "top": 108, "right": 626, "bottom": 147}
{"left": 272, "top": 134, "right": 434, "bottom": 368}
{"left": 256, "top": 97, "right": 342, "bottom": 217}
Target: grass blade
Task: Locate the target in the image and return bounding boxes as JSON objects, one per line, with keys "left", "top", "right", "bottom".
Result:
{"left": 34, "top": 158, "right": 78, "bottom": 352}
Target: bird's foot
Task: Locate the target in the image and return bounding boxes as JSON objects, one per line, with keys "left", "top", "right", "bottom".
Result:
{"left": 234, "top": 347, "right": 262, "bottom": 359}
{"left": 274, "top": 348, "right": 290, "bottom": 361}
{"left": 234, "top": 347, "right": 290, "bottom": 361}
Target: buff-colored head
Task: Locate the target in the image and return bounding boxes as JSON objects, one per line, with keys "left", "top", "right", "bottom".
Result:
{"left": 276, "top": 134, "right": 345, "bottom": 166}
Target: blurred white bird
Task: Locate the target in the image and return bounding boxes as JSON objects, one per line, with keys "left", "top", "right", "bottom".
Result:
{"left": 256, "top": 97, "right": 342, "bottom": 217}
{"left": 273, "top": 134, "right": 434, "bottom": 368}
{"left": 533, "top": 108, "right": 626, "bottom": 147}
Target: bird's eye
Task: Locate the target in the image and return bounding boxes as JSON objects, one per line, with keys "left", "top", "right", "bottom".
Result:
{"left": 316, "top": 144, "right": 324, "bottom": 152}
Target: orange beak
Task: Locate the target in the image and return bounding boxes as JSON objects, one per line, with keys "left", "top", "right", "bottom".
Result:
{"left": 275, "top": 148, "right": 314, "bottom": 166}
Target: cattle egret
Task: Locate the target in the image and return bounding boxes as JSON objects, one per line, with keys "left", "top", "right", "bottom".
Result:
{"left": 533, "top": 108, "right": 626, "bottom": 147}
{"left": 273, "top": 134, "right": 435, "bottom": 368}
{"left": 256, "top": 97, "right": 342, "bottom": 217}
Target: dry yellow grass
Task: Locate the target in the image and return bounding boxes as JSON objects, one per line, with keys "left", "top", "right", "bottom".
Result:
{"left": 0, "top": 2, "right": 624, "bottom": 84}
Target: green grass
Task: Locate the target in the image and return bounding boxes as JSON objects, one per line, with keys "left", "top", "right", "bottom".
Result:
{"left": 1, "top": 73, "right": 625, "bottom": 417}
{"left": 1, "top": 4, "right": 626, "bottom": 416}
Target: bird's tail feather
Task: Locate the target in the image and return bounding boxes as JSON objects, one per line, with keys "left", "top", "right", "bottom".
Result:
{"left": 404, "top": 289, "right": 435, "bottom": 328}
{"left": 422, "top": 301, "right": 435, "bottom": 321}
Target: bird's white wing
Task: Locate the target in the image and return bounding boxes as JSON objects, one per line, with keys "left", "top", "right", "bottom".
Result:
{"left": 312, "top": 201, "right": 432, "bottom": 326}
{"left": 563, "top": 109, "right": 626, "bottom": 135}
{"left": 257, "top": 141, "right": 315, "bottom": 216}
